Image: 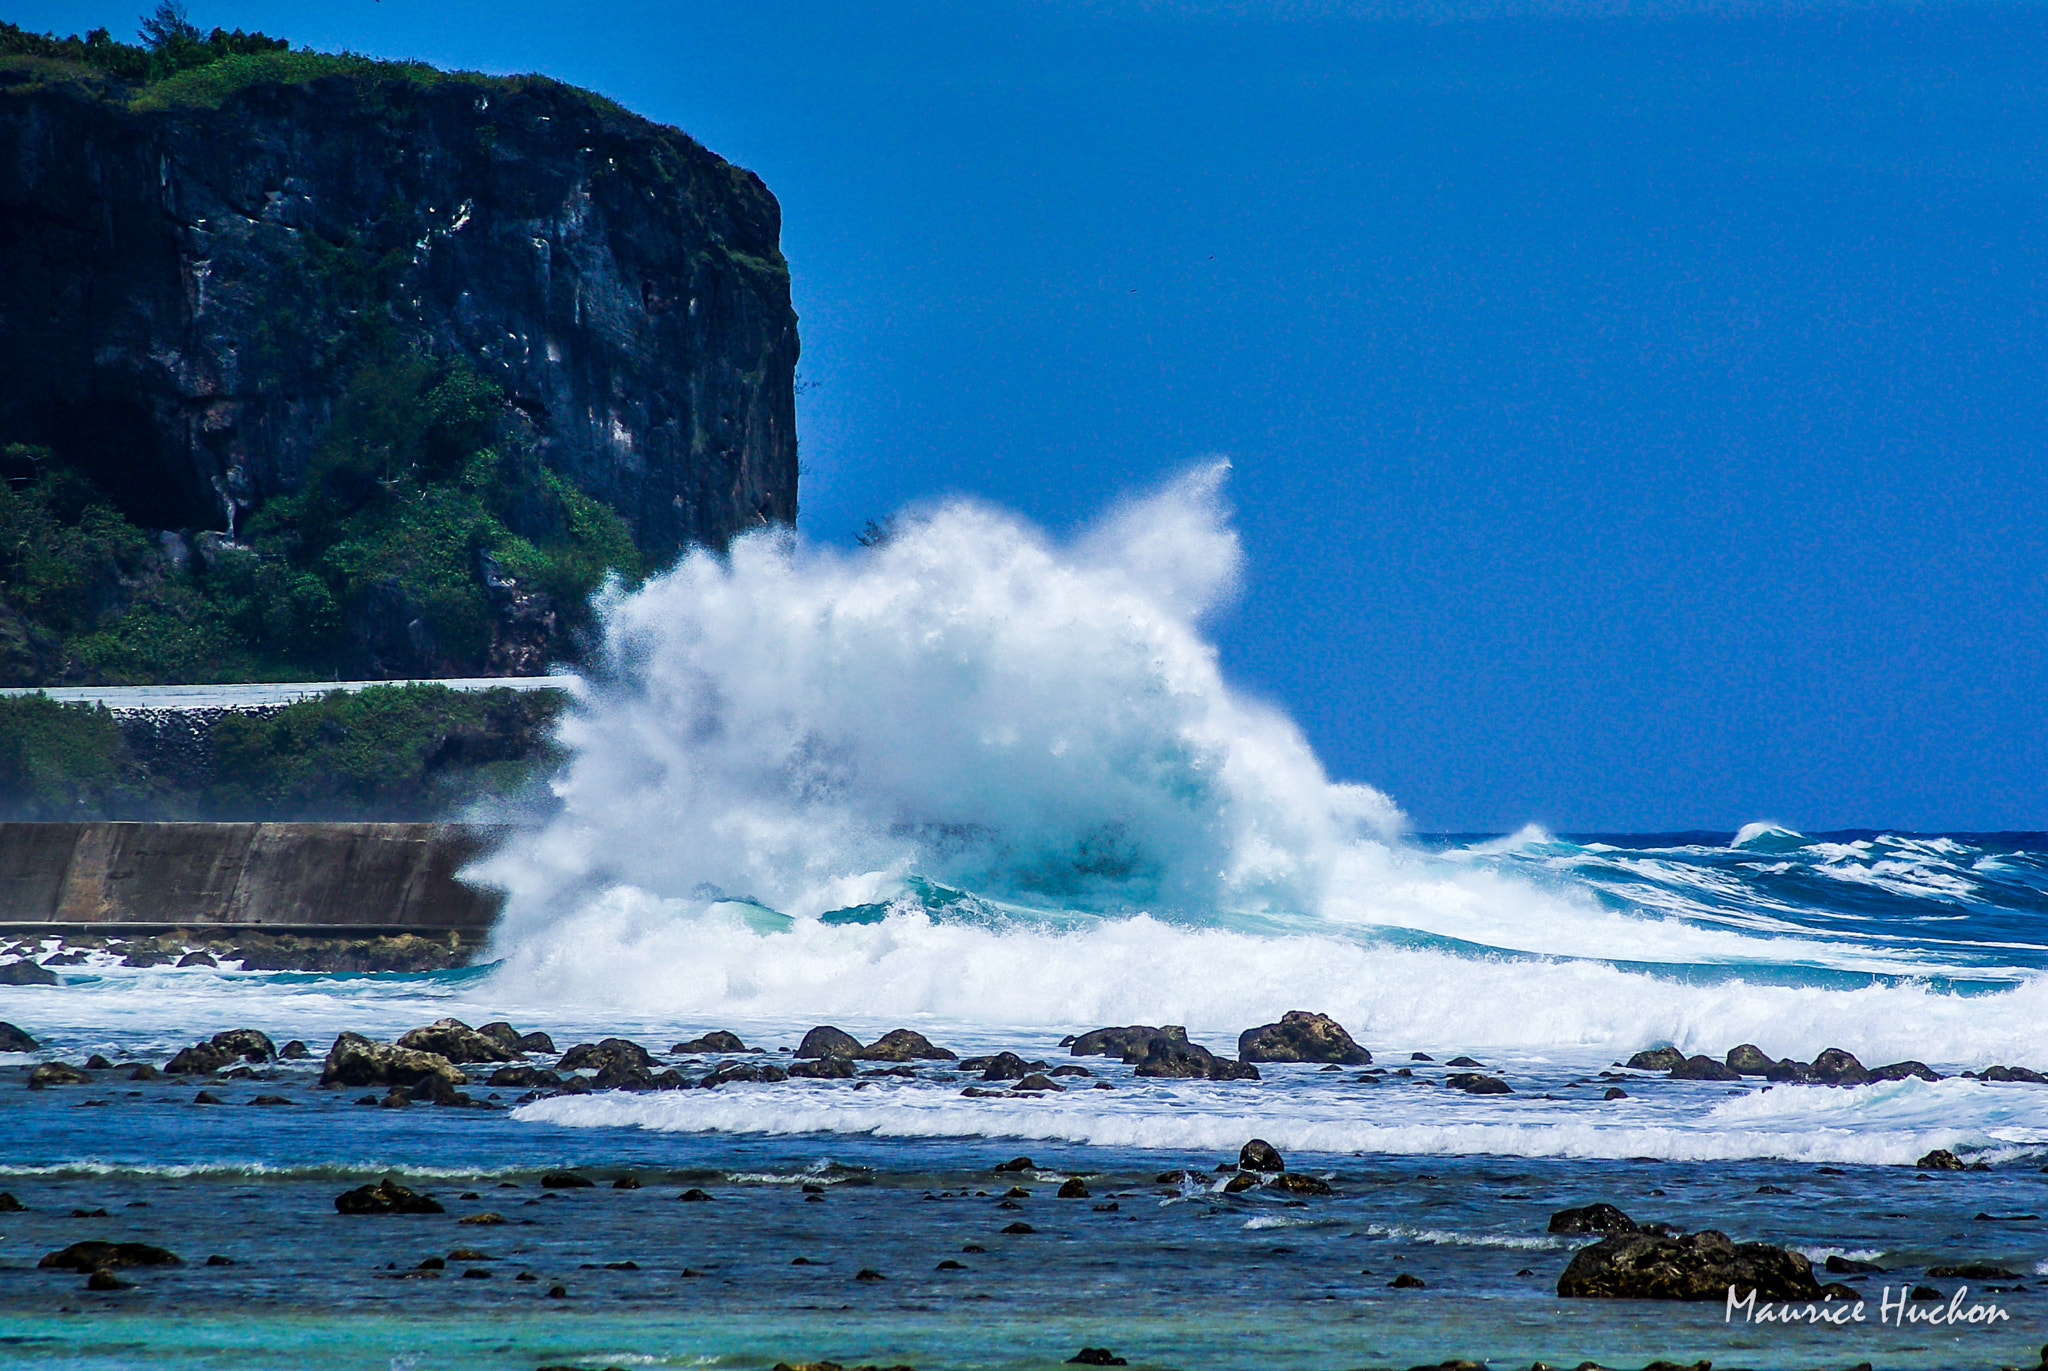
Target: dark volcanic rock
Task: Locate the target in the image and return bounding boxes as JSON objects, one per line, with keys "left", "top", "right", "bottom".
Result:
{"left": 1870, "top": 1060, "right": 1941, "bottom": 1082}
{"left": 787, "top": 1056, "right": 856, "bottom": 1079}
{"left": 1237, "top": 1010, "right": 1372, "bottom": 1065}
{"left": 397, "top": 1019, "right": 518, "bottom": 1065}
{"left": 0, "top": 1191, "right": 23, "bottom": 1211}
{"left": 334, "top": 1179, "right": 443, "bottom": 1215}
{"left": 1132, "top": 1038, "right": 1260, "bottom": 1081}
{"left": 1549, "top": 1203, "right": 1641, "bottom": 1235}
{"left": 1725, "top": 1044, "right": 1775, "bottom": 1076}
{"left": 540, "top": 1171, "right": 595, "bottom": 1189}
{"left": 1070, "top": 1024, "right": 1187, "bottom": 1058}
{"left": 591, "top": 1059, "right": 656, "bottom": 1092}
{"left": 27, "top": 1061, "right": 89, "bottom": 1088}
{"left": 278, "top": 1040, "right": 310, "bottom": 1060}
{"left": 1765, "top": 1058, "right": 1812, "bottom": 1083}
{"left": 1914, "top": 1149, "right": 1967, "bottom": 1171}
{"left": 1066, "top": 1351, "right": 1128, "bottom": 1366}
{"left": 475, "top": 1022, "right": 525, "bottom": 1052}
{"left": 1239, "top": 1139, "right": 1286, "bottom": 1172}
{"left": 1557, "top": 1229, "right": 1823, "bottom": 1301}
{"left": 795, "top": 1026, "right": 863, "bottom": 1059}
{"left": 698, "top": 1061, "right": 788, "bottom": 1088}
{"left": 39, "top": 1240, "right": 180, "bottom": 1270}
{"left": 1447, "top": 1072, "right": 1512, "bottom": 1094}
{"left": 164, "top": 1042, "right": 232, "bottom": 1075}
{"left": 556, "top": 1038, "right": 653, "bottom": 1073}
{"left": 0, "top": 960, "right": 57, "bottom": 986}
{"left": 1825, "top": 1254, "right": 1885, "bottom": 1274}
{"left": 1268, "top": 1172, "right": 1333, "bottom": 1196}
{"left": 516, "top": 1031, "right": 556, "bottom": 1054}
{"left": 980, "top": 1052, "right": 1032, "bottom": 1082}
{"left": 1928, "top": 1262, "right": 2020, "bottom": 1279}
{"left": 487, "top": 1066, "right": 562, "bottom": 1088}
{"left": 1625, "top": 1047, "right": 1685, "bottom": 1072}
{"left": 1669, "top": 1055, "right": 1742, "bottom": 1082}
{"left": 0, "top": 1020, "right": 37, "bottom": 1051}
{"left": 211, "top": 1029, "right": 276, "bottom": 1062}
{"left": 1977, "top": 1064, "right": 2048, "bottom": 1083}
{"left": 0, "top": 60, "right": 797, "bottom": 608}
{"left": 672, "top": 1030, "right": 749, "bottom": 1054}
{"left": 1807, "top": 1048, "right": 1869, "bottom": 1086}
{"left": 859, "top": 1029, "right": 956, "bottom": 1061}
{"left": 320, "top": 1032, "right": 468, "bottom": 1089}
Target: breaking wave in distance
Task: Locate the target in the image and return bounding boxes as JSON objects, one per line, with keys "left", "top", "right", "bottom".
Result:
{"left": 477, "top": 465, "right": 2048, "bottom": 1068}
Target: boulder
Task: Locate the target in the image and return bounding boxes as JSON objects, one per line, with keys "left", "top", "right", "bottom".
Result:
{"left": 859, "top": 1029, "right": 956, "bottom": 1061}
{"left": 788, "top": 1056, "right": 857, "bottom": 1079}
{"left": 672, "top": 1030, "right": 750, "bottom": 1053}
{"left": 1067, "top": 1351, "right": 1128, "bottom": 1366}
{"left": 0, "top": 960, "right": 57, "bottom": 986}
{"left": 1058, "top": 1177, "right": 1090, "bottom": 1198}
{"left": 487, "top": 1066, "right": 563, "bottom": 1088}
{"left": 1625, "top": 1047, "right": 1685, "bottom": 1072}
{"left": 556, "top": 1038, "right": 654, "bottom": 1073}
{"left": 1237, "top": 1010, "right": 1372, "bottom": 1065}
{"left": 980, "top": 1052, "right": 1032, "bottom": 1081}
{"left": 1132, "top": 1038, "right": 1260, "bottom": 1081}
{"left": 541, "top": 1171, "right": 595, "bottom": 1189}
{"left": 1013, "top": 1073, "right": 1063, "bottom": 1092}
{"left": 1669, "top": 1055, "right": 1741, "bottom": 1082}
{"left": 39, "top": 1240, "right": 181, "bottom": 1270}
{"left": 1070, "top": 1024, "right": 1187, "bottom": 1058}
{"left": 0, "top": 1191, "right": 23, "bottom": 1210}
{"left": 1240, "top": 1139, "right": 1286, "bottom": 1172}
{"left": 1765, "top": 1059, "right": 1812, "bottom": 1083}
{"left": 1914, "top": 1149, "right": 1967, "bottom": 1171}
{"left": 164, "top": 1043, "right": 232, "bottom": 1075}
{"left": 85, "top": 1267, "right": 131, "bottom": 1290}
{"left": 516, "top": 1031, "right": 556, "bottom": 1053}
{"left": 279, "top": 1040, "right": 310, "bottom": 1060}
{"left": 1928, "top": 1262, "right": 2020, "bottom": 1279}
{"left": 796, "top": 1026, "right": 863, "bottom": 1059}
{"left": 319, "top": 1032, "right": 469, "bottom": 1089}
{"left": 1447, "top": 1072, "right": 1512, "bottom": 1094}
{"left": 210, "top": 1029, "right": 277, "bottom": 1062}
{"left": 591, "top": 1059, "right": 656, "bottom": 1091}
{"left": 1807, "top": 1048, "right": 1869, "bottom": 1086}
{"left": 0, "top": 1021, "right": 40, "bottom": 1051}
{"left": 1725, "top": 1044, "right": 1775, "bottom": 1076}
{"left": 1269, "top": 1172, "right": 1333, "bottom": 1196}
{"left": 334, "top": 1179, "right": 444, "bottom": 1214}
{"left": 27, "top": 1061, "right": 89, "bottom": 1088}
{"left": 475, "top": 1022, "right": 525, "bottom": 1051}
{"left": 1870, "top": 1061, "right": 1941, "bottom": 1082}
{"left": 176, "top": 951, "right": 217, "bottom": 968}
{"left": 1825, "top": 1254, "right": 1885, "bottom": 1273}
{"left": 397, "top": 1019, "right": 518, "bottom": 1065}
{"left": 1978, "top": 1064, "right": 2048, "bottom": 1083}
{"left": 1549, "top": 1203, "right": 1641, "bottom": 1235}
{"left": 1557, "top": 1228, "right": 1823, "bottom": 1301}
{"left": 699, "top": 1061, "right": 789, "bottom": 1088}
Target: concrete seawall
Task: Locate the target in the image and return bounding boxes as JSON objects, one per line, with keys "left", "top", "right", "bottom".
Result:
{"left": 0, "top": 823, "right": 505, "bottom": 933}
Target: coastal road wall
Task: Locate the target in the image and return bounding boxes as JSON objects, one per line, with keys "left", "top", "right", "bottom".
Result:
{"left": 0, "top": 823, "right": 504, "bottom": 934}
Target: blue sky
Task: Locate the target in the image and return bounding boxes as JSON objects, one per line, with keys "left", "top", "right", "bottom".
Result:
{"left": 26, "top": 0, "right": 2048, "bottom": 831}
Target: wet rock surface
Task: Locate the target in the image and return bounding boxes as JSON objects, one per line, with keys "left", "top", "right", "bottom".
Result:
{"left": 1557, "top": 1229, "right": 1824, "bottom": 1301}
{"left": 1236, "top": 1010, "right": 1372, "bottom": 1065}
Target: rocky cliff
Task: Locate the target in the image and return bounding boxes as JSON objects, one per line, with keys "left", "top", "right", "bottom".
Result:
{"left": 0, "top": 52, "right": 797, "bottom": 561}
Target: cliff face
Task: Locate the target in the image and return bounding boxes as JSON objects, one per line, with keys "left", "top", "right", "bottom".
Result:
{"left": 0, "top": 59, "right": 797, "bottom": 559}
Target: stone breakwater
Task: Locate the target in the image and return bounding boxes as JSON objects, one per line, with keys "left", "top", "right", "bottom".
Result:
{"left": 0, "top": 822, "right": 502, "bottom": 933}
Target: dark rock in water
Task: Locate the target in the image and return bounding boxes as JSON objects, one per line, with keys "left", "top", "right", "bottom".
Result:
{"left": 1557, "top": 1229, "right": 1823, "bottom": 1301}
{"left": 488, "top": 1066, "right": 563, "bottom": 1088}
{"left": 980, "top": 1052, "right": 1032, "bottom": 1081}
{"left": 176, "top": 951, "right": 216, "bottom": 968}
{"left": 1013, "top": 1073, "right": 1063, "bottom": 1092}
{"left": 1807, "top": 1048, "right": 1869, "bottom": 1086}
{"left": 1269, "top": 1172, "right": 1333, "bottom": 1196}
{"left": 541, "top": 1171, "right": 595, "bottom": 1189}
{"left": 1870, "top": 1060, "right": 1941, "bottom": 1082}
{"left": 1388, "top": 1272, "right": 1425, "bottom": 1288}
{"left": 397, "top": 1019, "right": 518, "bottom": 1065}
{"left": 1410, "top": 1052, "right": 1434, "bottom": 1062}
{"left": 1669, "top": 1055, "right": 1741, "bottom": 1082}
{"left": 1240, "top": 1139, "right": 1286, "bottom": 1172}
{"left": 699, "top": 1061, "right": 789, "bottom": 1088}
{"left": 1447, "top": 1073, "right": 1512, "bottom": 1094}
{"left": 1928, "top": 1262, "right": 2020, "bottom": 1278}
{"left": 279, "top": 1041, "right": 310, "bottom": 1060}
{"left": 1625, "top": 1047, "right": 1685, "bottom": 1072}
{"left": 557, "top": 1038, "right": 654, "bottom": 1073}
{"left": 408, "top": 1074, "right": 475, "bottom": 1107}
{"left": 672, "top": 1030, "right": 750, "bottom": 1054}
{"left": 128, "top": 1064, "right": 160, "bottom": 1081}
{"left": 0, "top": 1021, "right": 38, "bottom": 1051}
{"left": 85, "top": 1267, "right": 132, "bottom": 1290}
{"left": 1058, "top": 1178, "right": 1090, "bottom": 1198}
{"left": 164, "top": 1043, "right": 232, "bottom": 1075}
{"left": 320, "top": 1033, "right": 469, "bottom": 1089}
{"left": 247, "top": 1094, "right": 293, "bottom": 1106}
{"left": 192, "top": 1090, "right": 223, "bottom": 1104}
{"left": 1236, "top": 1010, "right": 1372, "bottom": 1065}
{"left": 517, "top": 1032, "right": 557, "bottom": 1054}
{"left": 1069, "top": 1024, "right": 1187, "bottom": 1058}
{"left": 1548, "top": 1203, "right": 1641, "bottom": 1235}
{"left": 27, "top": 1062, "right": 89, "bottom": 1088}
{"left": 993, "top": 1157, "right": 1036, "bottom": 1172}
{"left": 859, "top": 1028, "right": 957, "bottom": 1061}
{"left": 1909, "top": 1284, "right": 1944, "bottom": 1300}
{"left": 1067, "top": 1350, "right": 1129, "bottom": 1366}
{"left": 1725, "top": 1044, "right": 1776, "bottom": 1076}
{"left": 475, "top": 1023, "right": 526, "bottom": 1052}
{"left": 335, "top": 1180, "right": 443, "bottom": 1215}
{"left": 1133, "top": 1037, "right": 1259, "bottom": 1081}
{"left": 1765, "top": 1058, "right": 1812, "bottom": 1083}
{"left": 1604, "top": 1087, "right": 1629, "bottom": 1100}
{"left": 0, "top": 1191, "right": 23, "bottom": 1211}
{"left": 592, "top": 1059, "right": 656, "bottom": 1092}
{"left": 678, "top": 1188, "right": 713, "bottom": 1202}
{"left": 1915, "top": 1149, "right": 1966, "bottom": 1171}
{"left": 205, "top": 1254, "right": 235, "bottom": 1266}
{"left": 1978, "top": 1064, "right": 2048, "bottom": 1083}
{"left": 378, "top": 1089, "right": 411, "bottom": 1108}
{"left": 40, "top": 1240, "right": 181, "bottom": 1270}
{"left": 0, "top": 960, "right": 57, "bottom": 986}
{"left": 787, "top": 1056, "right": 856, "bottom": 1079}
{"left": 212, "top": 1029, "right": 277, "bottom": 1062}
{"left": 1049, "top": 1064, "right": 1094, "bottom": 1078}
{"left": 796, "top": 1026, "right": 863, "bottom": 1059}
{"left": 1001, "top": 1221, "right": 1036, "bottom": 1234}
{"left": 1825, "top": 1254, "right": 1885, "bottom": 1273}
{"left": 84, "top": 1054, "right": 113, "bottom": 1070}
{"left": 1445, "top": 1056, "right": 1484, "bottom": 1068}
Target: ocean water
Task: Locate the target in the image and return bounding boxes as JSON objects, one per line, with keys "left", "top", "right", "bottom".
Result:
{"left": 3, "top": 472, "right": 2045, "bottom": 1368}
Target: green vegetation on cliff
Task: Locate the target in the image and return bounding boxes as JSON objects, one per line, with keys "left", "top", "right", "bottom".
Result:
{"left": 0, "top": 684, "right": 565, "bottom": 821}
